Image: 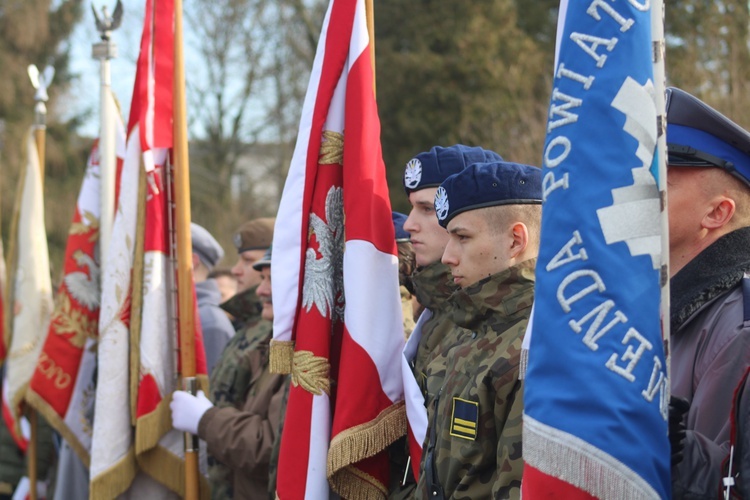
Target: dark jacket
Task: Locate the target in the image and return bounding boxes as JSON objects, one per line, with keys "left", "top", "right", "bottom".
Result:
{"left": 196, "top": 279, "right": 235, "bottom": 375}
{"left": 671, "top": 227, "right": 750, "bottom": 499}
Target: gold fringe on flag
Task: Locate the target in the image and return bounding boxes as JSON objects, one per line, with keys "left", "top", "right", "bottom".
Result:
{"left": 327, "top": 401, "right": 407, "bottom": 498}
{"left": 269, "top": 340, "right": 294, "bottom": 374}
{"left": 89, "top": 446, "right": 138, "bottom": 500}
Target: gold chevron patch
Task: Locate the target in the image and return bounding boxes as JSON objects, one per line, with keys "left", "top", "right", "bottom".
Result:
{"left": 450, "top": 397, "right": 478, "bottom": 440}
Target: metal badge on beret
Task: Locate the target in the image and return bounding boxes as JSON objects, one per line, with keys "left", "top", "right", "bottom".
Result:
{"left": 404, "top": 158, "right": 422, "bottom": 189}
{"left": 435, "top": 186, "right": 449, "bottom": 221}
{"left": 233, "top": 232, "right": 242, "bottom": 250}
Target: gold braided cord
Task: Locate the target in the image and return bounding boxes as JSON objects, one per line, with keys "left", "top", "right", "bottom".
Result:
{"left": 327, "top": 401, "right": 407, "bottom": 497}
{"left": 269, "top": 340, "right": 294, "bottom": 374}
{"left": 319, "top": 130, "right": 344, "bottom": 165}
{"left": 292, "top": 350, "right": 331, "bottom": 396}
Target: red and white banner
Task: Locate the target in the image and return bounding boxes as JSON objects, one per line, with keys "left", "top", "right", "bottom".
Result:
{"left": 91, "top": 0, "right": 206, "bottom": 497}
{"left": 272, "top": 0, "right": 405, "bottom": 497}
{"left": 26, "top": 91, "right": 126, "bottom": 467}
{"left": 1, "top": 128, "right": 54, "bottom": 451}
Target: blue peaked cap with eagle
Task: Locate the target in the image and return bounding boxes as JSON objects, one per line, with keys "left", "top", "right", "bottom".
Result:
{"left": 435, "top": 161, "right": 542, "bottom": 228}
{"left": 403, "top": 144, "right": 503, "bottom": 195}
{"left": 666, "top": 87, "right": 750, "bottom": 187}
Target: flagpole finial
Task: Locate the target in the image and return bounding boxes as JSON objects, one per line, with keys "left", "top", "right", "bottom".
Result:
{"left": 27, "top": 64, "right": 54, "bottom": 125}
{"left": 92, "top": 0, "right": 123, "bottom": 42}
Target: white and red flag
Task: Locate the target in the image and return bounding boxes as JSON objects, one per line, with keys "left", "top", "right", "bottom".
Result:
{"left": 25, "top": 91, "right": 126, "bottom": 467}
{"left": 1, "top": 128, "right": 54, "bottom": 452}
{"left": 271, "top": 0, "right": 406, "bottom": 497}
{"left": 90, "top": 0, "right": 207, "bottom": 496}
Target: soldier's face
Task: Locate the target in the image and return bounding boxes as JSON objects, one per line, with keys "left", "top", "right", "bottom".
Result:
{"left": 442, "top": 210, "right": 514, "bottom": 288}
{"left": 231, "top": 249, "right": 266, "bottom": 292}
{"left": 257, "top": 267, "right": 273, "bottom": 321}
{"left": 404, "top": 188, "right": 450, "bottom": 267}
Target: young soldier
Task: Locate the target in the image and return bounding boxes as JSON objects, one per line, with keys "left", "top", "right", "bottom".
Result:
{"left": 665, "top": 88, "right": 750, "bottom": 498}
{"left": 417, "top": 161, "right": 542, "bottom": 499}
{"left": 399, "top": 145, "right": 502, "bottom": 491}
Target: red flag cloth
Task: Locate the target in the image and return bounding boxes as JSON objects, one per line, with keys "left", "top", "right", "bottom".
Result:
{"left": 271, "top": 0, "right": 406, "bottom": 497}
{"left": 90, "top": 0, "right": 206, "bottom": 496}
{"left": 26, "top": 103, "right": 126, "bottom": 467}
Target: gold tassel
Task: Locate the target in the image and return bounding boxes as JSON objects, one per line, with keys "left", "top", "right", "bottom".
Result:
{"left": 269, "top": 340, "right": 294, "bottom": 374}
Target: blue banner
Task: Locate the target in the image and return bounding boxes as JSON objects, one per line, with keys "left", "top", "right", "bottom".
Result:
{"left": 523, "top": 1, "right": 670, "bottom": 498}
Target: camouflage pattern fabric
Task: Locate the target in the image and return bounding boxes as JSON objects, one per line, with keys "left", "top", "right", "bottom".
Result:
{"left": 209, "top": 285, "right": 271, "bottom": 499}
{"left": 416, "top": 259, "right": 536, "bottom": 500}
{"left": 410, "top": 262, "right": 466, "bottom": 396}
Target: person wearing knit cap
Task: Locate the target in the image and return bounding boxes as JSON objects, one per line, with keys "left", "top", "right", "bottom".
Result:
{"left": 191, "top": 223, "right": 236, "bottom": 375}
{"left": 397, "top": 144, "right": 503, "bottom": 494}
{"left": 664, "top": 87, "right": 750, "bottom": 499}
{"left": 416, "top": 160, "right": 541, "bottom": 499}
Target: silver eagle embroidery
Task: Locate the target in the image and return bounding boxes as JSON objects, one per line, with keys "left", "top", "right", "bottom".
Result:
{"left": 302, "top": 186, "right": 345, "bottom": 321}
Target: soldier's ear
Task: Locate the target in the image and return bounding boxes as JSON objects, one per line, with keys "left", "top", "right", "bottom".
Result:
{"left": 509, "top": 222, "right": 529, "bottom": 259}
{"left": 702, "top": 196, "right": 735, "bottom": 230}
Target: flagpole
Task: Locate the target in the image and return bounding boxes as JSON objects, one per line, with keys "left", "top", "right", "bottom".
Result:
{"left": 172, "top": 1, "right": 200, "bottom": 499}
{"left": 92, "top": 1, "right": 123, "bottom": 264}
{"left": 26, "top": 62, "right": 52, "bottom": 500}
{"left": 365, "top": 0, "right": 375, "bottom": 93}
{"left": 651, "top": 0, "right": 669, "bottom": 373}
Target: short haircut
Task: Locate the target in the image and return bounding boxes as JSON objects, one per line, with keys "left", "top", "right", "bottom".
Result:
{"left": 482, "top": 204, "right": 542, "bottom": 245}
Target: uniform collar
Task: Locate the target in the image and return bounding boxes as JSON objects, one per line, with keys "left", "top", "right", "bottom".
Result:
{"left": 219, "top": 285, "right": 262, "bottom": 322}
{"left": 448, "top": 259, "right": 536, "bottom": 331}
{"left": 410, "top": 261, "right": 458, "bottom": 310}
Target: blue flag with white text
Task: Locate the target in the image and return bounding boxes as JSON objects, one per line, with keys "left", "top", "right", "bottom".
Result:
{"left": 522, "top": 1, "right": 671, "bottom": 498}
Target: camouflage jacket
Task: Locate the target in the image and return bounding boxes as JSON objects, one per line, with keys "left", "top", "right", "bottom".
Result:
{"left": 209, "top": 286, "right": 271, "bottom": 499}
{"left": 416, "top": 260, "right": 536, "bottom": 500}
{"left": 410, "top": 262, "right": 465, "bottom": 396}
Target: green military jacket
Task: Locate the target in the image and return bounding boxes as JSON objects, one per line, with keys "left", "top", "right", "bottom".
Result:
{"left": 410, "top": 262, "right": 465, "bottom": 397}
{"left": 416, "top": 259, "right": 536, "bottom": 500}
{"left": 209, "top": 286, "right": 271, "bottom": 499}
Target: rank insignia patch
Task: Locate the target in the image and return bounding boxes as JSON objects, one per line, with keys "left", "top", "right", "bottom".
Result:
{"left": 450, "top": 397, "right": 478, "bottom": 440}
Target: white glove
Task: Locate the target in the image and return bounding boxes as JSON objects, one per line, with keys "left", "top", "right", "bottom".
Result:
{"left": 170, "top": 390, "right": 213, "bottom": 435}
{"left": 12, "top": 476, "right": 47, "bottom": 500}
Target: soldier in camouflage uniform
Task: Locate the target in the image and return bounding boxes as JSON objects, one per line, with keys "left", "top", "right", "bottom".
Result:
{"left": 395, "top": 146, "right": 502, "bottom": 496}
{"left": 205, "top": 218, "right": 274, "bottom": 499}
{"left": 415, "top": 161, "right": 542, "bottom": 499}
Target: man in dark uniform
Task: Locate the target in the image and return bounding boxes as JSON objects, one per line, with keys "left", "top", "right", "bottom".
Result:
{"left": 665, "top": 87, "right": 750, "bottom": 498}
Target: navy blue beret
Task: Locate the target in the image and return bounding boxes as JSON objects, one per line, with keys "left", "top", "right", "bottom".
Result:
{"left": 392, "top": 212, "right": 410, "bottom": 242}
{"left": 435, "top": 161, "right": 542, "bottom": 228}
{"left": 403, "top": 145, "right": 503, "bottom": 195}
{"left": 666, "top": 87, "right": 750, "bottom": 187}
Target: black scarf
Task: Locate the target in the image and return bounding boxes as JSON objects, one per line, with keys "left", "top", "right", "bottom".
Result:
{"left": 671, "top": 226, "right": 750, "bottom": 331}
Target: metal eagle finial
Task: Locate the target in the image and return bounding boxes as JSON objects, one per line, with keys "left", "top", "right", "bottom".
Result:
{"left": 92, "top": 0, "right": 123, "bottom": 41}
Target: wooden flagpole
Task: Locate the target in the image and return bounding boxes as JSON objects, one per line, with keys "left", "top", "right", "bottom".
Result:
{"left": 172, "top": 1, "right": 200, "bottom": 499}
{"left": 365, "top": 0, "right": 375, "bottom": 94}
{"left": 651, "top": 0, "right": 669, "bottom": 372}
{"left": 27, "top": 63, "right": 52, "bottom": 500}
